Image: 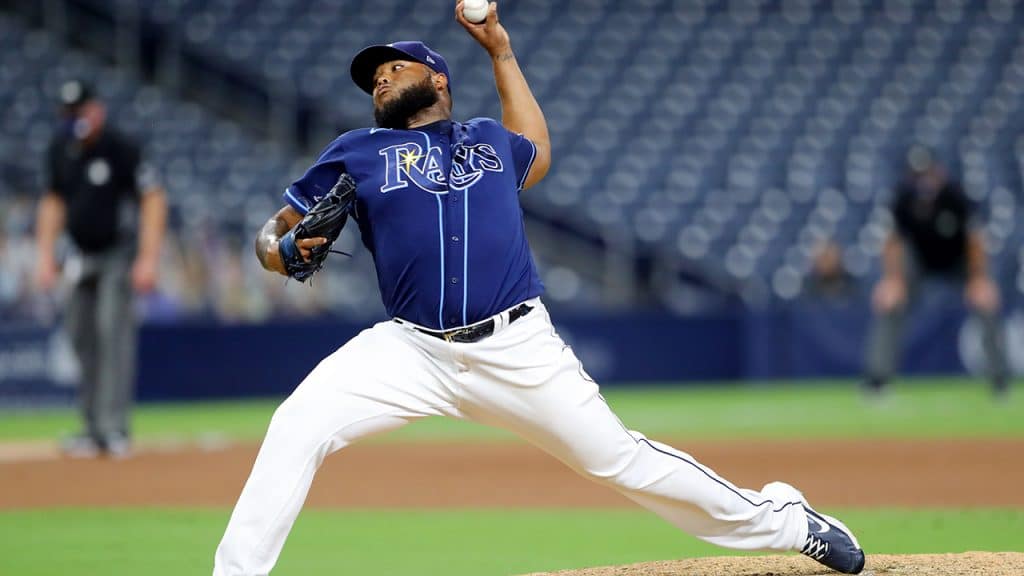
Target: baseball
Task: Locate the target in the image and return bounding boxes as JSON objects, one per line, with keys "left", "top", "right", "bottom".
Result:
{"left": 462, "top": 0, "right": 489, "bottom": 23}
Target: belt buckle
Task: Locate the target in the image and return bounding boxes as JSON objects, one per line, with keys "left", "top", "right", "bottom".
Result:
{"left": 446, "top": 325, "right": 476, "bottom": 343}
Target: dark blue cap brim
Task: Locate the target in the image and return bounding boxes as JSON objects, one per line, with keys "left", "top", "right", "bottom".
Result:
{"left": 351, "top": 45, "right": 427, "bottom": 95}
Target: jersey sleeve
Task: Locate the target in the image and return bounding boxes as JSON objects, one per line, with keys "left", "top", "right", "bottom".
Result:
{"left": 284, "top": 138, "right": 346, "bottom": 215}
{"left": 123, "top": 139, "right": 160, "bottom": 196}
{"left": 133, "top": 145, "right": 160, "bottom": 196}
{"left": 45, "top": 138, "right": 64, "bottom": 196}
{"left": 890, "top": 183, "right": 912, "bottom": 236}
{"left": 505, "top": 128, "right": 538, "bottom": 191}
{"left": 949, "top": 181, "right": 980, "bottom": 229}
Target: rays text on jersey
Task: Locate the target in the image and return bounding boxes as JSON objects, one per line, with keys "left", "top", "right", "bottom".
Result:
{"left": 378, "top": 141, "right": 504, "bottom": 194}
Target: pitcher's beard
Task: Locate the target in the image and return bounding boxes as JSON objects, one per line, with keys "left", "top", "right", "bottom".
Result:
{"left": 374, "top": 78, "right": 439, "bottom": 129}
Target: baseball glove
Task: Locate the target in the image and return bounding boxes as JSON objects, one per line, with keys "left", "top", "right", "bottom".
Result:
{"left": 279, "top": 172, "right": 357, "bottom": 282}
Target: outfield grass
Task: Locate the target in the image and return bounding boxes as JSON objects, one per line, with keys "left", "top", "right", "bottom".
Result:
{"left": 2, "top": 380, "right": 1021, "bottom": 575}
{"left": 0, "top": 378, "right": 1020, "bottom": 442}
{"left": 1, "top": 508, "right": 1021, "bottom": 576}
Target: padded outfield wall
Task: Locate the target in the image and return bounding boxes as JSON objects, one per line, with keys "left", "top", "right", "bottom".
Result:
{"left": 3, "top": 295, "right": 1022, "bottom": 403}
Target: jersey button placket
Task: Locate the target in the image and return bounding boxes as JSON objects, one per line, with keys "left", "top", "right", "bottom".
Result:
{"left": 442, "top": 134, "right": 465, "bottom": 329}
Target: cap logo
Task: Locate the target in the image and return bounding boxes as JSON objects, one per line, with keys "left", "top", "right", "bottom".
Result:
{"left": 426, "top": 55, "right": 436, "bottom": 64}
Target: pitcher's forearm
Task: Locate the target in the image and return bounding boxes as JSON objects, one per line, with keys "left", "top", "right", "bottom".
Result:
{"left": 492, "top": 50, "right": 550, "bottom": 186}
{"left": 256, "top": 216, "right": 288, "bottom": 274}
{"left": 256, "top": 206, "right": 302, "bottom": 274}
{"left": 493, "top": 51, "right": 546, "bottom": 140}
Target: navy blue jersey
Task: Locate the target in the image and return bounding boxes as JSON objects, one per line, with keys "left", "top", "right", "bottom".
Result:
{"left": 284, "top": 118, "right": 544, "bottom": 330}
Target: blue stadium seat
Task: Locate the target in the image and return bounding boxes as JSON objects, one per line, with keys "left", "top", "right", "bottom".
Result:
{"left": 2, "top": 1, "right": 1022, "bottom": 313}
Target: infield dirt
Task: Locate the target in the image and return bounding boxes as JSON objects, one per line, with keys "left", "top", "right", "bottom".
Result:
{"left": 2, "top": 438, "right": 1023, "bottom": 508}
{"left": 3, "top": 437, "right": 1021, "bottom": 575}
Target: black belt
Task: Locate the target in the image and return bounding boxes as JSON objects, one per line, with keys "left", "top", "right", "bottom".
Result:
{"left": 397, "top": 303, "right": 534, "bottom": 343}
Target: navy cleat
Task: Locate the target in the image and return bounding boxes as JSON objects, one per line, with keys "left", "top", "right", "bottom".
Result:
{"left": 800, "top": 505, "right": 865, "bottom": 574}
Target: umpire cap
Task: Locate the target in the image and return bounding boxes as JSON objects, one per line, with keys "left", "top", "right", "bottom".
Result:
{"left": 58, "top": 79, "right": 96, "bottom": 111}
{"left": 350, "top": 41, "right": 450, "bottom": 95}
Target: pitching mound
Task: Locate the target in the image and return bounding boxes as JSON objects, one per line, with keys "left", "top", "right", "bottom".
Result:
{"left": 519, "top": 552, "right": 1024, "bottom": 576}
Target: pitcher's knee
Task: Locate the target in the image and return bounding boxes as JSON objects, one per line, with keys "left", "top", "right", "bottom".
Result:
{"left": 574, "top": 443, "right": 647, "bottom": 489}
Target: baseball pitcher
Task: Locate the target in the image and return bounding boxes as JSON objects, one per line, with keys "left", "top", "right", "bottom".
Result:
{"left": 213, "top": 3, "right": 865, "bottom": 574}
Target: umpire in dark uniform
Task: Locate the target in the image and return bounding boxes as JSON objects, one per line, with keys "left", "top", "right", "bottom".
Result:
{"left": 865, "top": 146, "right": 1008, "bottom": 398}
{"left": 34, "top": 80, "right": 167, "bottom": 456}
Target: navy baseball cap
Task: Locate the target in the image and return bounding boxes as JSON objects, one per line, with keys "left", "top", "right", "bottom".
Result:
{"left": 350, "top": 41, "right": 450, "bottom": 95}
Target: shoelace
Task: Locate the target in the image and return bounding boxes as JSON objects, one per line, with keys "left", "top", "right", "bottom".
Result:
{"left": 801, "top": 533, "right": 830, "bottom": 561}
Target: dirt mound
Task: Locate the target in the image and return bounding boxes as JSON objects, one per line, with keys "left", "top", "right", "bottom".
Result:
{"left": 519, "top": 552, "right": 1024, "bottom": 576}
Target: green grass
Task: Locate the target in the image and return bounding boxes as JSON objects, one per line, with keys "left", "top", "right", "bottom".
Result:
{"left": 2, "top": 380, "right": 1020, "bottom": 575}
{"left": 0, "top": 508, "right": 1020, "bottom": 576}
{"left": 1, "top": 378, "right": 1021, "bottom": 443}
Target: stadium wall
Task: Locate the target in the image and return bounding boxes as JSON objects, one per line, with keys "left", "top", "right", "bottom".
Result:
{"left": 6, "top": 298, "right": 1019, "bottom": 403}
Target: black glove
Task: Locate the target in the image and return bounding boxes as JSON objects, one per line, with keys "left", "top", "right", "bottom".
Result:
{"left": 279, "top": 173, "right": 356, "bottom": 282}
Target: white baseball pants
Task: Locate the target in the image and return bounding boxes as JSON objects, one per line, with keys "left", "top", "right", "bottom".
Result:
{"left": 214, "top": 298, "right": 809, "bottom": 576}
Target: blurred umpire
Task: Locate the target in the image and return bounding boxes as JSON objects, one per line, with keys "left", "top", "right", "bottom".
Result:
{"left": 865, "top": 146, "right": 1008, "bottom": 399}
{"left": 34, "top": 80, "right": 168, "bottom": 456}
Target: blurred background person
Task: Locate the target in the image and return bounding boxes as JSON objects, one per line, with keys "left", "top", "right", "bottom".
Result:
{"left": 806, "top": 239, "right": 856, "bottom": 302}
{"left": 34, "top": 79, "right": 168, "bottom": 456}
{"left": 865, "top": 146, "right": 1008, "bottom": 399}
{"left": 0, "top": 193, "right": 38, "bottom": 319}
